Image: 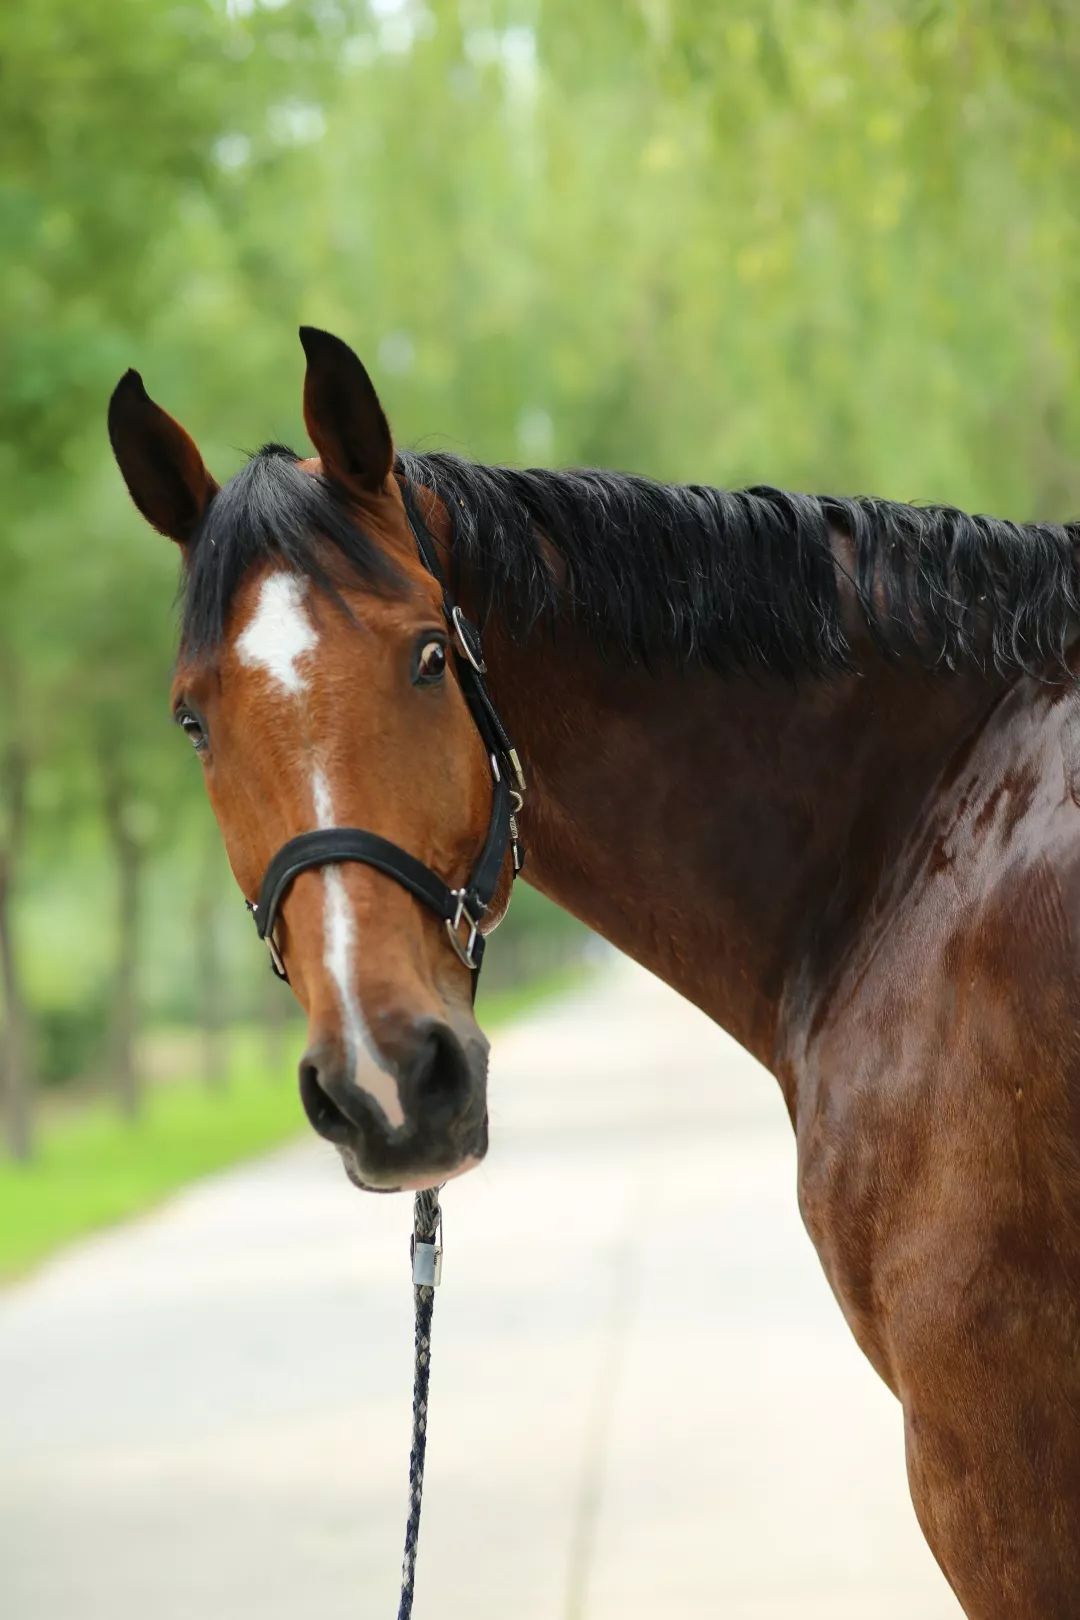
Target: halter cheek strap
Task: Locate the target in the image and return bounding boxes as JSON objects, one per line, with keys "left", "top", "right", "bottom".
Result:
{"left": 245, "top": 480, "right": 525, "bottom": 986}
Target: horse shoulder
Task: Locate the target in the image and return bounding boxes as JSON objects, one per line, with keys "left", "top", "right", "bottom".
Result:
{"left": 780, "top": 677, "right": 1080, "bottom": 1386}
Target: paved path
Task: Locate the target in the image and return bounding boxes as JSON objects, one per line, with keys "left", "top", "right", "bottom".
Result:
{"left": 1, "top": 960, "right": 961, "bottom": 1619}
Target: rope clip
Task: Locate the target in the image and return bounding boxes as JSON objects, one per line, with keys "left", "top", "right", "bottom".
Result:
{"left": 411, "top": 1209, "right": 444, "bottom": 1288}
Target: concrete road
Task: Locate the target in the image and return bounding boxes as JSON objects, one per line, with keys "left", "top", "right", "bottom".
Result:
{"left": 0, "top": 959, "right": 961, "bottom": 1619}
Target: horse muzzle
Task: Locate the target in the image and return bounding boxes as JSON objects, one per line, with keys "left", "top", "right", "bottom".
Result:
{"left": 298, "top": 1017, "right": 490, "bottom": 1191}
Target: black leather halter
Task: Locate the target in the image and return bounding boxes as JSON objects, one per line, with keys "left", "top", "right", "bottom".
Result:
{"left": 246, "top": 480, "right": 525, "bottom": 986}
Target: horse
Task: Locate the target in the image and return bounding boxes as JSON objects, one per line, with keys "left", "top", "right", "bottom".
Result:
{"left": 108, "top": 326, "right": 1080, "bottom": 1618}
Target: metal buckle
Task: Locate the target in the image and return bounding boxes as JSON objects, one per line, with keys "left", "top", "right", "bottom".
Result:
{"left": 507, "top": 748, "right": 526, "bottom": 795}
{"left": 492, "top": 750, "right": 525, "bottom": 816}
{"left": 445, "top": 888, "right": 482, "bottom": 969}
{"left": 490, "top": 754, "right": 525, "bottom": 870}
{"left": 451, "top": 605, "right": 487, "bottom": 674}
{"left": 246, "top": 901, "right": 288, "bottom": 980}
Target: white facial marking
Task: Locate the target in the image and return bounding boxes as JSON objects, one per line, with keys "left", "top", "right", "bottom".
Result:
{"left": 312, "top": 768, "right": 405, "bottom": 1131}
{"left": 236, "top": 573, "right": 317, "bottom": 694}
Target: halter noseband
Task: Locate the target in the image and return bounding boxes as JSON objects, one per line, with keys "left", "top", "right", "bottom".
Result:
{"left": 245, "top": 481, "right": 525, "bottom": 986}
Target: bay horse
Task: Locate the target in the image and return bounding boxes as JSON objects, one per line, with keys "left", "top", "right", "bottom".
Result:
{"left": 109, "top": 327, "right": 1080, "bottom": 1617}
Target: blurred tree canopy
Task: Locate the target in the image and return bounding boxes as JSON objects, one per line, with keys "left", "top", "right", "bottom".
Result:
{"left": 1, "top": 0, "right": 1078, "bottom": 1154}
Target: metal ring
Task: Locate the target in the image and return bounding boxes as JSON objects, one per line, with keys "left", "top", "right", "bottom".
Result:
{"left": 450, "top": 605, "right": 487, "bottom": 674}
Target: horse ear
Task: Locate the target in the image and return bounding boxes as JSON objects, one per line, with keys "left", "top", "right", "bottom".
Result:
{"left": 299, "top": 326, "right": 393, "bottom": 493}
{"left": 108, "top": 371, "right": 218, "bottom": 546}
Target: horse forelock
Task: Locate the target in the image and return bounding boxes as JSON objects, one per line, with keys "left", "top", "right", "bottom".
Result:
{"left": 179, "top": 445, "right": 403, "bottom": 656}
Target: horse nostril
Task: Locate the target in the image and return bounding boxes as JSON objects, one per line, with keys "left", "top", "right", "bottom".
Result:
{"left": 298, "top": 1052, "right": 354, "bottom": 1146}
{"left": 300, "top": 1025, "right": 481, "bottom": 1156}
{"left": 407, "top": 1022, "right": 471, "bottom": 1126}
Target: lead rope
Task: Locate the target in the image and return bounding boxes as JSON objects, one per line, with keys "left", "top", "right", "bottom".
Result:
{"left": 397, "top": 1186, "right": 444, "bottom": 1620}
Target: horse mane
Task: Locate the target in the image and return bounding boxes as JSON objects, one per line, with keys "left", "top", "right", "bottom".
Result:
{"left": 399, "top": 451, "right": 1080, "bottom": 679}
{"left": 182, "top": 442, "right": 1080, "bottom": 679}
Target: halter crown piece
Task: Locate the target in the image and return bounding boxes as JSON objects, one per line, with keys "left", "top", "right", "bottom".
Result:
{"left": 245, "top": 477, "right": 526, "bottom": 985}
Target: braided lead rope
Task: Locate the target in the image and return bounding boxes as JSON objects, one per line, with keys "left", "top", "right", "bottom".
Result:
{"left": 397, "top": 1187, "right": 443, "bottom": 1620}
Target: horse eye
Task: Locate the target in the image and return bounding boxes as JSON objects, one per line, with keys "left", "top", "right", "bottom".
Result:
{"left": 176, "top": 709, "right": 207, "bottom": 752}
{"left": 413, "top": 637, "right": 447, "bottom": 686}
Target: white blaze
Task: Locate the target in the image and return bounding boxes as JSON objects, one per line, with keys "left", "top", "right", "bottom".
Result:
{"left": 312, "top": 769, "right": 405, "bottom": 1130}
{"left": 236, "top": 573, "right": 317, "bottom": 693}
{"left": 235, "top": 573, "right": 403, "bottom": 1130}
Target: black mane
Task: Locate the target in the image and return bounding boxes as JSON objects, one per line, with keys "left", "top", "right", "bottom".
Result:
{"left": 183, "top": 443, "right": 1080, "bottom": 679}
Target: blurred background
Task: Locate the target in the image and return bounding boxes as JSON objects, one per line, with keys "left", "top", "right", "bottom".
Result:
{"left": 1, "top": 4, "right": 1079, "bottom": 1612}
{"left": 3, "top": 1, "right": 1080, "bottom": 1248}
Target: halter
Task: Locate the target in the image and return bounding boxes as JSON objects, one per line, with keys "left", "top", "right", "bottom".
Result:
{"left": 245, "top": 480, "right": 525, "bottom": 984}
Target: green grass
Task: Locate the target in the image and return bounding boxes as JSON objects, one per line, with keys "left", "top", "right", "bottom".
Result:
{"left": 0, "top": 967, "right": 583, "bottom": 1283}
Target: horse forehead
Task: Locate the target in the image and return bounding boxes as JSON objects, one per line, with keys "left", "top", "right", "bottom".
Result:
{"left": 234, "top": 571, "right": 318, "bottom": 695}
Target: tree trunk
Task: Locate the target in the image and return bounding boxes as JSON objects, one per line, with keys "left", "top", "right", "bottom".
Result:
{"left": 0, "top": 742, "right": 33, "bottom": 1160}
{"left": 101, "top": 757, "right": 142, "bottom": 1119}
{"left": 195, "top": 834, "right": 227, "bottom": 1091}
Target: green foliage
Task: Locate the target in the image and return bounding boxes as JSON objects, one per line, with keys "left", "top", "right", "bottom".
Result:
{"left": 0, "top": 1026, "right": 307, "bottom": 1278}
{"left": 1, "top": 0, "right": 1079, "bottom": 1149}
{"left": 35, "top": 1001, "right": 111, "bottom": 1089}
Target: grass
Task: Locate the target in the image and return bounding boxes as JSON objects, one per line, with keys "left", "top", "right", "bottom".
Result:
{"left": 0, "top": 967, "right": 582, "bottom": 1283}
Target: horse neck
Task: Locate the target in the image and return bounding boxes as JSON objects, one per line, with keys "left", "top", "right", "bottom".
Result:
{"left": 480, "top": 613, "right": 1004, "bottom": 1073}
